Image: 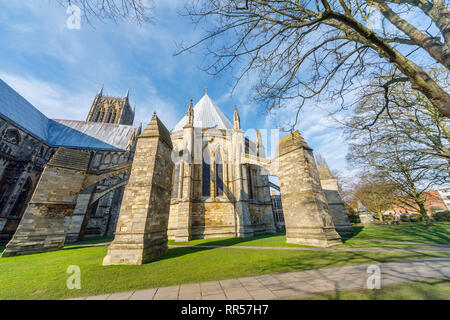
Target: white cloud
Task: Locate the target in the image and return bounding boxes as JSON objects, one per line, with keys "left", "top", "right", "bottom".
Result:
{"left": 0, "top": 71, "right": 93, "bottom": 121}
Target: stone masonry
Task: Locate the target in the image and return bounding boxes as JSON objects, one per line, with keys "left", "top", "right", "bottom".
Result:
{"left": 317, "top": 164, "right": 354, "bottom": 235}
{"left": 103, "top": 113, "right": 174, "bottom": 265}
{"left": 2, "top": 148, "right": 90, "bottom": 257}
{"left": 277, "top": 132, "right": 342, "bottom": 247}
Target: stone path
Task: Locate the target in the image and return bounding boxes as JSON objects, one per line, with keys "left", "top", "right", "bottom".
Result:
{"left": 70, "top": 257, "right": 450, "bottom": 300}
{"left": 168, "top": 244, "right": 450, "bottom": 253}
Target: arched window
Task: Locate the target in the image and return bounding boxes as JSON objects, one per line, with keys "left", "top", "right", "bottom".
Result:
{"left": 216, "top": 152, "right": 223, "bottom": 196}
{"left": 247, "top": 165, "right": 254, "bottom": 200}
{"left": 100, "top": 111, "right": 105, "bottom": 122}
{"left": 202, "top": 151, "right": 210, "bottom": 197}
{"left": 9, "top": 178, "right": 32, "bottom": 219}
{"left": 111, "top": 112, "right": 117, "bottom": 123}
{"left": 95, "top": 111, "right": 101, "bottom": 121}
{"left": 172, "top": 163, "right": 180, "bottom": 198}
{"left": 106, "top": 111, "right": 113, "bottom": 123}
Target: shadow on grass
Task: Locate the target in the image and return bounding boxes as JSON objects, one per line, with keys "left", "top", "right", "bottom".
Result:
{"left": 346, "top": 223, "right": 450, "bottom": 244}
{"left": 190, "top": 232, "right": 285, "bottom": 246}
{"left": 62, "top": 236, "right": 114, "bottom": 251}
{"left": 305, "top": 277, "right": 450, "bottom": 300}
{"left": 153, "top": 244, "right": 448, "bottom": 281}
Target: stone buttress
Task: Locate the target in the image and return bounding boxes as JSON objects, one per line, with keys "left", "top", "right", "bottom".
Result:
{"left": 317, "top": 164, "right": 354, "bottom": 235}
{"left": 102, "top": 113, "right": 173, "bottom": 265}
{"left": 277, "top": 132, "right": 342, "bottom": 247}
{"left": 2, "top": 148, "right": 90, "bottom": 257}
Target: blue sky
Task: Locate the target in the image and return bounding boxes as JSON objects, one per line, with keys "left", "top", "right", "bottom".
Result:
{"left": 0, "top": 0, "right": 351, "bottom": 174}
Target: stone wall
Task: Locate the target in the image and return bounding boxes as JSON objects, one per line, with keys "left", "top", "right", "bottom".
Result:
{"left": 2, "top": 148, "right": 90, "bottom": 257}
{"left": 0, "top": 117, "right": 52, "bottom": 243}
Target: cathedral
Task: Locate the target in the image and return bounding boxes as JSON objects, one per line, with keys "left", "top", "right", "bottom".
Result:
{"left": 168, "top": 91, "right": 276, "bottom": 240}
{"left": 0, "top": 80, "right": 140, "bottom": 243}
{"left": 0, "top": 78, "right": 352, "bottom": 256}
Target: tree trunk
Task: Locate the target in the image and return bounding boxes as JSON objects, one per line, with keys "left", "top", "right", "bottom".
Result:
{"left": 417, "top": 201, "right": 433, "bottom": 226}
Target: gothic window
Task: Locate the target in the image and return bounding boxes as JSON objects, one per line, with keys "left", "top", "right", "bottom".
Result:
{"left": 100, "top": 111, "right": 105, "bottom": 122}
{"left": 247, "top": 165, "right": 253, "bottom": 199}
{"left": 9, "top": 178, "right": 32, "bottom": 219}
{"left": 106, "top": 111, "right": 113, "bottom": 123}
{"left": 216, "top": 152, "right": 223, "bottom": 196}
{"left": 172, "top": 163, "right": 180, "bottom": 198}
{"left": 95, "top": 111, "right": 101, "bottom": 121}
{"left": 245, "top": 138, "right": 250, "bottom": 154}
{"left": 112, "top": 154, "right": 119, "bottom": 164}
{"left": 111, "top": 111, "right": 117, "bottom": 123}
{"left": 89, "top": 200, "right": 99, "bottom": 217}
{"left": 202, "top": 150, "right": 211, "bottom": 197}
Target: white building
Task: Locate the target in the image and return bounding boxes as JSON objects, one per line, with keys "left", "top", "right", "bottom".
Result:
{"left": 437, "top": 186, "right": 450, "bottom": 211}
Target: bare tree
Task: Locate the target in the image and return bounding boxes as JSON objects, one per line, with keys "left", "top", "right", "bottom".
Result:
{"left": 177, "top": 0, "right": 450, "bottom": 122}
{"left": 346, "top": 80, "right": 449, "bottom": 223}
{"left": 347, "top": 68, "right": 450, "bottom": 175}
{"left": 58, "top": 0, "right": 152, "bottom": 24}
{"left": 350, "top": 173, "right": 399, "bottom": 221}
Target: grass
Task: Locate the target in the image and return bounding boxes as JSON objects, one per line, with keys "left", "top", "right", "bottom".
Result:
{"left": 302, "top": 277, "right": 450, "bottom": 300}
{"left": 1, "top": 242, "right": 449, "bottom": 300}
{"left": 168, "top": 233, "right": 436, "bottom": 249}
{"left": 1, "top": 222, "right": 448, "bottom": 300}
{"left": 350, "top": 222, "right": 450, "bottom": 244}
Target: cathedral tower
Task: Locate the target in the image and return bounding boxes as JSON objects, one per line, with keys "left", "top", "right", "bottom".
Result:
{"left": 86, "top": 86, "right": 135, "bottom": 125}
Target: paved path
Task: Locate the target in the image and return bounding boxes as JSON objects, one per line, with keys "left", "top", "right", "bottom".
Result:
{"left": 70, "top": 257, "right": 450, "bottom": 300}
{"left": 168, "top": 244, "right": 450, "bottom": 253}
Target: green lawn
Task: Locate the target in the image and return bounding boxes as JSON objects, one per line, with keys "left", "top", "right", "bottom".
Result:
{"left": 168, "top": 222, "right": 450, "bottom": 248}
{"left": 1, "top": 242, "right": 449, "bottom": 300}
{"left": 1, "top": 222, "right": 448, "bottom": 300}
{"left": 349, "top": 222, "right": 450, "bottom": 244}
{"left": 168, "top": 232, "right": 437, "bottom": 249}
{"left": 302, "top": 277, "right": 450, "bottom": 300}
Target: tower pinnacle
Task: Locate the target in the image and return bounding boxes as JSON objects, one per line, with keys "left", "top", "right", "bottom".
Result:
{"left": 233, "top": 104, "right": 241, "bottom": 130}
{"left": 185, "top": 99, "right": 194, "bottom": 126}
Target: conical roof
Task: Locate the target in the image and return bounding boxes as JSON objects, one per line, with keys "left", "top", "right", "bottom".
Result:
{"left": 172, "top": 93, "right": 233, "bottom": 131}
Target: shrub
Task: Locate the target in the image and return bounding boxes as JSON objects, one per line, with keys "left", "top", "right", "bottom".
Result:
{"left": 400, "top": 215, "right": 410, "bottom": 222}
{"left": 433, "top": 211, "right": 450, "bottom": 222}
{"left": 410, "top": 216, "right": 418, "bottom": 222}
